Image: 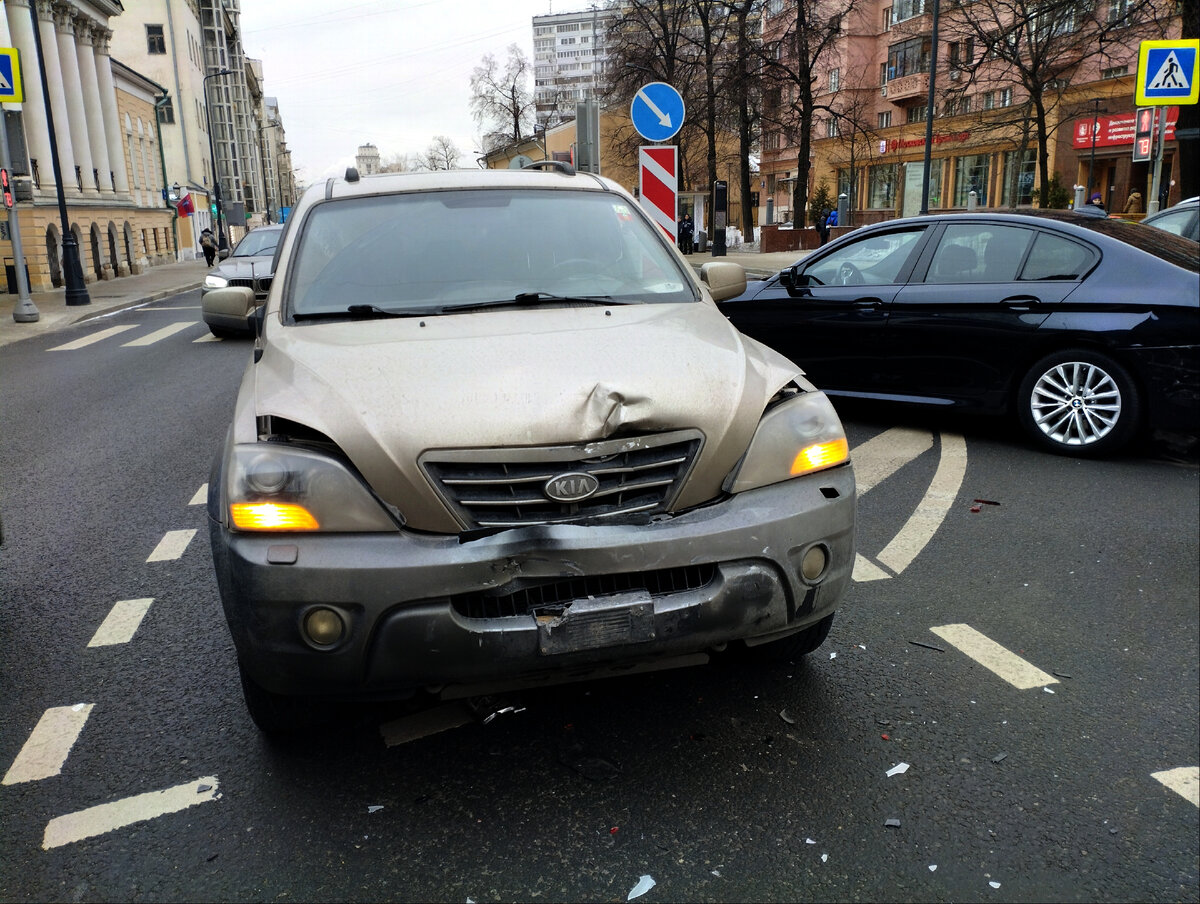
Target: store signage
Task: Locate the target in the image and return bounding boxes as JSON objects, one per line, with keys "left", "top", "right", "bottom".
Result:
{"left": 882, "top": 131, "right": 970, "bottom": 153}
{"left": 1071, "top": 107, "right": 1178, "bottom": 149}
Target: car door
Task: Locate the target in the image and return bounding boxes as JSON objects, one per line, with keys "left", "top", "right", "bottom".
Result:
{"left": 719, "top": 225, "right": 931, "bottom": 393}
{"left": 885, "top": 222, "right": 1092, "bottom": 408}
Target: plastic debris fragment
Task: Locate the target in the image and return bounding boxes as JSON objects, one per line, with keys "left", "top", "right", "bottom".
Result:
{"left": 970, "top": 505, "right": 981, "bottom": 513}
{"left": 991, "top": 752, "right": 1008, "bottom": 763}
{"left": 884, "top": 818, "right": 901, "bottom": 828}
{"left": 806, "top": 838, "right": 816, "bottom": 845}
{"left": 779, "top": 709, "right": 796, "bottom": 726}
{"left": 821, "top": 854, "right": 828, "bottom": 863}
{"left": 830, "top": 651, "right": 837, "bottom": 660}
{"left": 197, "top": 784, "right": 212, "bottom": 794}
{"left": 886, "top": 762, "right": 910, "bottom": 777}
{"left": 989, "top": 881, "right": 1001, "bottom": 889}
{"left": 881, "top": 734, "right": 890, "bottom": 741}
{"left": 367, "top": 805, "right": 384, "bottom": 813}
{"left": 908, "top": 640, "right": 946, "bottom": 653}
{"left": 1044, "top": 687, "right": 1055, "bottom": 694}
{"left": 627, "top": 875, "right": 655, "bottom": 900}
{"left": 483, "top": 705, "right": 527, "bottom": 725}
{"left": 929, "top": 865, "right": 937, "bottom": 872}
{"left": 711, "top": 870, "right": 721, "bottom": 877}
{"left": 1053, "top": 670, "right": 1073, "bottom": 679}
{"left": 974, "top": 499, "right": 1000, "bottom": 506}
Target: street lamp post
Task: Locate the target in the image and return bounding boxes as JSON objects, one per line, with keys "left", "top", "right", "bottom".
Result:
{"left": 28, "top": 4, "right": 89, "bottom": 305}
{"left": 203, "top": 69, "right": 233, "bottom": 251}
{"left": 1086, "top": 98, "right": 1107, "bottom": 203}
{"left": 919, "top": 0, "right": 941, "bottom": 215}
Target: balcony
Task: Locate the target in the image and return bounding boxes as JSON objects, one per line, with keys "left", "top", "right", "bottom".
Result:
{"left": 890, "top": 10, "right": 933, "bottom": 38}
{"left": 887, "top": 71, "right": 929, "bottom": 103}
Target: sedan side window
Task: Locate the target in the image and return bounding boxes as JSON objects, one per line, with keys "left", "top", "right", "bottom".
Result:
{"left": 803, "top": 228, "right": 926, "bottom": 286}
{"left": 1020, "top": 232, "right": 1096, "bottom": 281}
{"left": 924, "top": 224, "right": 1032, "bottom": 284}
{"left": 1146, "top": 209, "right": 1195, "bottom": 238}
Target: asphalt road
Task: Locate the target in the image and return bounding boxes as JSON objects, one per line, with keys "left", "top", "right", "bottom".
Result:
{"left": 1, "top": 291, "right": 1197, "bottom": 903}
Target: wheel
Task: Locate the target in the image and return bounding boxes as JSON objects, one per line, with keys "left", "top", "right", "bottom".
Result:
{"left": 741, "top": 613, "right": 835, "bottom": 661}
{"left": 238, "top": 663, "right": 332, "bottom": 734}
{"left": 835, "top": 262, "right": 862, "bottom": 285}
{"left": 208, "top": 324, "right": 239, "bottom": 340}
{"left": 1017, "top": 348, "right": 1140, "bottom": 456}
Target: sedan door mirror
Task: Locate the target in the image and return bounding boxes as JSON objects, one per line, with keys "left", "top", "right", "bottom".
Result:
{"left": 779, "top": 265, "right": 811, "bottom": 296}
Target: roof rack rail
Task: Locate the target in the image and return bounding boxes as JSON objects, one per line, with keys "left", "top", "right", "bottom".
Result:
{"left": 522, "top": 160, "right": 575, "bottom": 176}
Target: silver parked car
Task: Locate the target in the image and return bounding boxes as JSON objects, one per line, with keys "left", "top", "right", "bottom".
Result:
{"left": 204, "top": 165, "right": 856, "bottom": 733}
{"left": 201, "top": 223, "right": 283, "bottom": 338}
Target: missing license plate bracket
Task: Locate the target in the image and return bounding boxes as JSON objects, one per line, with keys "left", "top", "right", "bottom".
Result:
{"left": 537, "top": 590, "right": 655, "bottom": 655}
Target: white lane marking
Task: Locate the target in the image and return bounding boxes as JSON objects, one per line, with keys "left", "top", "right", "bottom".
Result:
{"left": 193, "top": 333, "right": 222, "bottom": 343}
{"left": 146, "top": 529, "right": 196, "bottom": 562}
{"left": 188, "top": 484, "right": 208, "bottom": 506}
{"left": 876, "top": 432, "right": 967, "bottom": 575}
{"left": 852, "top": 554, "right": 892, "bottom": 582}
{"left": 852, "top": 427, "right": 934, "bottom": 496}
{"left": 930, "top": 623, "right": 1059, "bottom": 690}
{"left": 87, "top": 598, "right": 154, "bottom": 647}
{"left": 48, "top": 325, "right": 139, "bottom": 351}
{"left": 2, "top": 704, "right": 94, "bottom": 785}
{"left": 120, "top": 322, "right": 196, "bottom": 347}
{"left": 42, "top": 776, "right": 220, "bottom": 849}
{"left": 1152, "top": 767, "right": 1200, "bottom": 807}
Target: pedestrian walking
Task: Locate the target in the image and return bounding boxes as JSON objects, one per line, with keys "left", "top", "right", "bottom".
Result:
{"left": 1123, "top": 190, "right": 1143, "bottom": 215}
{"left": 200, "top": 228, "right": 217, "bottom": 266}
{"left": 816, "top": 209, "right": 830, "bottom": 246}
{"left": 678, "top": 213, "right": 694, "bottom": 255}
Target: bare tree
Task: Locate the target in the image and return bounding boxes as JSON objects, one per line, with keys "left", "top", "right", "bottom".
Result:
{"left": 470, "top": 44, "right": 537, "bottom": 152}
{"left": 419, "top": 136, "right": 462, "bottom": 171}
{"left": 379, "top": 152, "right": 414, "bottom": 174}
{"left": 761, "top": 0, "right": 859, "bottom": 227}
{"left": 940, "top": 0, "right": 1175, "bottom": 202}
{"left": 726, "top": 0, "right": 765, "bottom": 239}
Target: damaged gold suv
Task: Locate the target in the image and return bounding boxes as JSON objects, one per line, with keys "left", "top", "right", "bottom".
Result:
{"left": 206, "top": 164, "right": 856, "bottom": 732}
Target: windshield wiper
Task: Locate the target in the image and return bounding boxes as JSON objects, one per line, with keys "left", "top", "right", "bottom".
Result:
{"left": 439, "top": 292, "right": 624, "bottom": 314}
{"left": 293, "top": 304, "right": 430, "bottom": 321}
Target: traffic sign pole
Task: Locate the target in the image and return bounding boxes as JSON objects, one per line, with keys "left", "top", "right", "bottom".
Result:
{"left": 0, "top": 47, "right": 36, "bottom": 321}
{"left": 1148, "top": 107, "right": 1168, "bottom": 215}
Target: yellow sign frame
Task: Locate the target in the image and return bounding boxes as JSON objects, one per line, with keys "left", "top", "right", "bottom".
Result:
{"left": 1136, "top": 39, "right": 1199, "bottom": 106}
{"left": 0, "top": 48, "right": 23, "bottom": 104}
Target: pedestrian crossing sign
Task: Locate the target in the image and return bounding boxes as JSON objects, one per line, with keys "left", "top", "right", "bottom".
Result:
{"left": 1136, "top": 40, "right": 1199, "bottom": 106}
{"left": 0, "top": 48, "right": 24, "bottom": 104}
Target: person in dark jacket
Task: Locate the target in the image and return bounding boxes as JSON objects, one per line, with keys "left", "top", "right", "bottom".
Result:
{"left": 200, "top": 228, "right": 217, "bottom": 266}
{"left": 678, "top": 213, "right": 694, "bottom": 254}
{"left": 816, "top": 209, "right": 830, "bottom": 246}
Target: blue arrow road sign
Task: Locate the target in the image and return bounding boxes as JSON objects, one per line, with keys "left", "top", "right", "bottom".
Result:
{"left": 630, "top": 82, "right": 685, "bottom": 142}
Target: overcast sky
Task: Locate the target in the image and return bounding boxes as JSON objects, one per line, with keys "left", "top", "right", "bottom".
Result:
{"left": 238, "top": 0, "right": 570, "bottom": 184}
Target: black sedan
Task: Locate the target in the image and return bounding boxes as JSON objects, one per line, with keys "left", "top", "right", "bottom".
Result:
{"left": 718, "top": 212, "right": 1199, "bottom": 456}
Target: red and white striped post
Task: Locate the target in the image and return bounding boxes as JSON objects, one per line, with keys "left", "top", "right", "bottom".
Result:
{"left": 638, "top": 146, "right": 678, "bottom": 243}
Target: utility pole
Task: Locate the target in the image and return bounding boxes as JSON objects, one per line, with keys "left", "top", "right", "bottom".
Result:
{"left": 919, "top": 0, "right": 940, "bottom": 215}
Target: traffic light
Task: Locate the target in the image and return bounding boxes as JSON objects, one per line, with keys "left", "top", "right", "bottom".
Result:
{"left": 210, "top": 202, "right": 218, "bottom": 216}
{"left": 1, "top": 168, "right": 12, "bottom": 209}
{"left": 1133, "top": 107, "right": 1154, "bottom": 163}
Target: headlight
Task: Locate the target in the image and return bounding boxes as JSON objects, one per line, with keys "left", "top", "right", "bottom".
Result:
{"left": 204, "top": 274, "right": 229, "bottom": 289}
{"left": 725, "top": 391, "right": 849, "bottom": 493}
{"left": 223, "top": 444, "right": 400, "bottom": 532}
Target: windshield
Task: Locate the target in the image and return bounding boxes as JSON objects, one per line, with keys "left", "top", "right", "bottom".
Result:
{"left": 232, "top": 229, "right": 281, "bottom": 258}
{"left": 286, "top": 188, "right": 695, "bottom": 317}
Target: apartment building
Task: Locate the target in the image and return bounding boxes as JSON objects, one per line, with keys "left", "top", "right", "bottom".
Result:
{"left": 759, "top": 0, "right": 1183, "bottom": 227}
{"left": 533, "top": 6, "right": 619, "bottom": 124}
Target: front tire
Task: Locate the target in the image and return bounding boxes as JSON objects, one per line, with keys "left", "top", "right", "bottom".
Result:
{"left": 741, "top": 613, "right": 835, "bottom": 661}
{"left": 1017, "top": 349, "right": 1140, "bottom": 457}
{"left": 239, "top": 664, "right": 332, "bottom": 735}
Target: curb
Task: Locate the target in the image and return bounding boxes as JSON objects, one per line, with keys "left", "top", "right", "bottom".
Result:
{"left": 70, "top": 283, "right": 205, "bottom": 324}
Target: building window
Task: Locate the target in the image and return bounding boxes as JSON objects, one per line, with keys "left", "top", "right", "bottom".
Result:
{"left": 826, "top": 117, "right": 840, "bottom": 138}
{"left": 157, "top": 96, "right": 175, "bottom": 124}
{"left": 1101, "top": 66, "right": 1129, "bottom": 79}
{"left": 1001, "top": 149, "right": 1036, "bottom": 206}
{"left": 880, "top": 63, "right": 888, "bottom": 86}
{"left": 883, "top": 6, "right": 893, "bottom": 30}
{"left": 878, "top": 111, "right": 892, "bottom": 128}
{"left": 907, "top": 104, "right": 928, "bottom": 123}
{"left": 829, "top": 68, "right": 840, "bottom": 92}
{"left": 1107, "top": 0, "right": 1129, "bottom": 22}
{"left": 894, "top": 0, "right": 926, "bottom": 24}
{"left": 146, "top": 25, "right": 166, "bottom": 54}
{"left": 557, "top": 23, "right": 579, "bottom": 32}
{"left": 954, "top": 154, "right": 990, "bottom": 206}
{"left": 868, "top": 164, "right": 898, "bottom": 209}
{"left": 887, "top": 37, "right": 931, "bottom": 80}
{"left": 998, "top": 88, "right": 1012, "bottom": 107}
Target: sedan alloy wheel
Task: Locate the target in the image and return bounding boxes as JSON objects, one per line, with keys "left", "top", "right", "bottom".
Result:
{"left": 1018, "top": 349, "right": 1140, "bottom": 456}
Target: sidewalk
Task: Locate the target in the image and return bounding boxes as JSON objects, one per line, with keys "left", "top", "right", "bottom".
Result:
{"left": 0, "top": 259, "right": 209, "bottom": 348}
{"left": 682, "top": 246, "right": 809, "bottom": 278}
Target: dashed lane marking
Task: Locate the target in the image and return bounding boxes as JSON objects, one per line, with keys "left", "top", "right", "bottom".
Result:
{"left": 146, "top": 529, "right": 196, "bottom": 562}
{"left": 188, "top": 484, "right": 207, "bottom": 505}
{"left": 48, "top": 325, "right": 138, "bottom": 351}
{"left": 930, "top": 623, "right": 1059, "bottom": 690}
{"left": 42, "top": 776, "right": 220, "bottom": 850}
{"left": 1152, "top": 767, "right": 1200, "bottom": 807}
{"left": 192, "top": 333, "right": 222, "bottom": 343}
{"left": 2, "top": 704, "right": 94, "bottom": 785}
{"left": 120, "top": 322, "right": 197, "bottom": 347}
{"left": 875, "top": 433, "right": 967, "bottom": 575}
{"left": 87, "top": 598, "right": 154, "bottom": 647}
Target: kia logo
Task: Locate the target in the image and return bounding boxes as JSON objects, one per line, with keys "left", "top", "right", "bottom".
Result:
{"left": 544, "top": 472, "right": 599, "bottom": 503}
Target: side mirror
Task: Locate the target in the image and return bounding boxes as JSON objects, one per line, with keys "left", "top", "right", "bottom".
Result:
{"left": 218, "top": 248, "right": 231, "bottom": 260}
{"left": 700, "top": 261, "right": 747, "bottom": 302}
{"left": 202, "top": 286, "right": 257, "bottom": 337}
{"left": 779, "top": 266, "right": 810, "bottom": 296}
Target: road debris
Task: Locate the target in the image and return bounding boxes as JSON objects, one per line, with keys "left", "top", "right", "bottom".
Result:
{"left": 482, "top": 705, "right": 527, "bottom": 725}
{"left": 884, "top": 818, "right": 901, "bottom": 828}
{"left": 881, "top": 734, "right": 890, "bottom": 741}
{"left": 367, "top": 805, "right": 384, "bottom": 814}
{"left": 991, "top": 752, "right": 1008, "bottom": 764}
{"left": 989, "top": 881, "right": 1002, "bottom": 889}
{"left": 821, "top": 853, "right": 828, "bottom": 863}
{"left": 907, "top": 640, "right": 946, "bottom": 653}
{"left": 928, "top": 864, "right": 937, "bottom": 872}
{"left": 779, "top": 709, "right": 796, "bottom": 725}
{"left": 197, "top": 784, "right": 212, "bottom": 794}
{"left": 1044, "top": 687, "right": 1056, "bottom": 694}
{"left": 806, "top": 838, "right": 816, "bottom": 845}
{"left": 627, "top": 875, "right": 656, "bottom": 900}
{"left": 1053, "top": 670, "right": 1074, "bottom": 679}
{"left": 830, "top": 651, "right": 837, "bottom": 660}
{"left": 886, "top": 762, "right": 910, "bottom": 777}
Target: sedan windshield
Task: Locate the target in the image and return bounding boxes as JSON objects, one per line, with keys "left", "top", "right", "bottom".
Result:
{"left": 287, "top": 188, "right": 695, "bottom": 317}
{"left": 232, "top": 229, "right": 281, "bottom": 258}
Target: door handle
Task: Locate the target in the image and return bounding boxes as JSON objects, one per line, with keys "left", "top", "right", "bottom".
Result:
{"left": 853, "top": 298, "right": 883, "bottom": 310}
{"left": 1001, "top": 295, "right": 1041, "bottom": 312}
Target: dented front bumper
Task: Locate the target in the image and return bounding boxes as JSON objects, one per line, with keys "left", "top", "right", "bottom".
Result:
{"left": 210, "top": 463, "right": 856, "bottom": 698}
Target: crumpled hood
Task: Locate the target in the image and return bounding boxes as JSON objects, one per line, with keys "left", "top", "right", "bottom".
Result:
{"left": 245, "top": 302, "right": 804, "bottom": 531}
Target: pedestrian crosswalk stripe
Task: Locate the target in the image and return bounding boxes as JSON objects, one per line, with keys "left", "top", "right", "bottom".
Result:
{"left": 2, "top": 704, "right": 94, "bottom": 785}
{"left": 120, "top": 322, "right": 196, "bottom": 346}
{"left": 1152, "top": 767, "right": 1200, "bottom": 807}
{"left": 48, "top": 325, "right": 138, "bottom": 351}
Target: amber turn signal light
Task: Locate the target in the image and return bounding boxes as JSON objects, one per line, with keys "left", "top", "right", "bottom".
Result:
{"left": 230, "top": 502, "right": 320, "bottom": 531}
{"left": 790, "top": 437, "right": 850, "bottom": 475}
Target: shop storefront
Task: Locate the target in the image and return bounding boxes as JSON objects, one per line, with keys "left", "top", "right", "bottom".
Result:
{"left": 1065, "top": 106, "right": 1179, "bottom": 214}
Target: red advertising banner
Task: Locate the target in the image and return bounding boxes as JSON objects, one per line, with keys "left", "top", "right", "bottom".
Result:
{"left": 1072, "top": 107, "right": 1178, "bottom": 149}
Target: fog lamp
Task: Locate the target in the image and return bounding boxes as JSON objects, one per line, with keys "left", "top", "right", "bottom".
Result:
{"left": 801, "top": 545, "right": 828, "bottom": 582}
{"left": 303, "top": 607, "right": 345, "bottom": 646}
